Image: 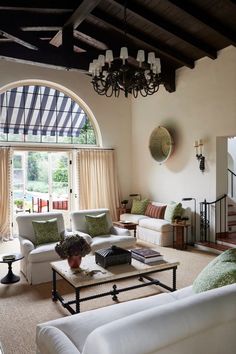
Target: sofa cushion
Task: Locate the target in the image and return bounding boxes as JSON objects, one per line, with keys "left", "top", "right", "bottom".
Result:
{"left": 85, "top": 213, "right": 110, "bottom": 237}
{"left": 145, "top": 203, "right": 166, "bottom": 219}
{"left": 193, "top": 248, "right": 236, "bottom": 293}
{"left": 139, "top": 218, "right": 173, "bottom": 232}
{"left": 32, "top": 218, "right": 62, "bottom": 246}
{"left": 90, "top": 235, "right": 136, "bottom": 252}
{"left": 120, "top": 213, "right": 148, "bottom": 224}
{"left": 28, "top": 242, "right": 61, "bottom": 263}
{"left": 164, "top": 202, "right": 183, "bottom": 222}
{"left": 131, "top": 199, "right": 149, "bottom": 215}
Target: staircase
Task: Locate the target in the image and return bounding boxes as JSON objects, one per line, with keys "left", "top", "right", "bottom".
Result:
{"left": 195, "top": 196, "right": 236, "bottom": 254}
{"left": 216, "top": 200, "right": 236, "bottom": 248}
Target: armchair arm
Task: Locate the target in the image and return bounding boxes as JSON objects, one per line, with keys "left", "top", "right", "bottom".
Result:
{"left": 110, "top": 226, "right": 131, "bottom": 236}
{"left": 19, "top": 237, "right": 35, "bottom": 258}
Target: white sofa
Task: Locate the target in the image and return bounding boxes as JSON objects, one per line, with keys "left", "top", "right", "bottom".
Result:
{"left": 71, "top": 208, "right": 136, "bottom": 252}
{"left": 120, "top": 202, "right": 173, "bottom": 246}
{"left": 36, "top": 283, "right": 236, "bottom": 354}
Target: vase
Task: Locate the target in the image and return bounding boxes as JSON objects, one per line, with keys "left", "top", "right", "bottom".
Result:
{"left": 67, "top": 255, "right": 82, "bottom": 269}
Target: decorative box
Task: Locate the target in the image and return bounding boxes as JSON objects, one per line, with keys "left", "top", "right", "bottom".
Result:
{"left": 95, "top": 245, "right": 131, "bottom": 268}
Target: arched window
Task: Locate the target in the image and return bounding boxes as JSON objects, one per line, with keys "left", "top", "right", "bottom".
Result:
{"left": 0, "top": 84, "right": 97, "bottom": 145}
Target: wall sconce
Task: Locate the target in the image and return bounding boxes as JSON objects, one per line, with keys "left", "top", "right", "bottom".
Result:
{"left": 194, "top": 139, "right": 205, "bottom": 172}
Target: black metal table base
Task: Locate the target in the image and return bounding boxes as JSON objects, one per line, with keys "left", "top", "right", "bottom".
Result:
{"left": 1, "top": 262, "right": 20, "bottom": 284}
{"left": 52, "top": 265, "right": 177, "bottom": 314}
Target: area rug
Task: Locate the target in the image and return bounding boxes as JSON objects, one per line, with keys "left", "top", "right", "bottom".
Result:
{"left": 0, "top": 238, "right": 216, "bottom": 354}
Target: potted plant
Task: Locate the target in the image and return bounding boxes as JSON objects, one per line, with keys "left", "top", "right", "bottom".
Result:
{"left": 55, "top": 234, "right": 91, "bottom": 269}
{"left": 14, "top": 199, "right": 23, "bottom": 209}
{"left": 121, "top": 199, "right": 128, "bottom": 208}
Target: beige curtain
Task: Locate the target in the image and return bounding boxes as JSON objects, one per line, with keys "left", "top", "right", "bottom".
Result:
{"left": 78, "top": 149, "right": 120, "bottom": 220}
{"left": 0, "top": 147, "right": 11, "bottom": 241}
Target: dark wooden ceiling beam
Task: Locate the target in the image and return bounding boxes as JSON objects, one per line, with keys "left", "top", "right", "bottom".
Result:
{"left": 0, "top": 11, "right": 69, "bottom": 28}
{"left": 0, "top": 43, "right": 94, "bottom": 71}
{"left": 50, "top": 0, "right": 102, "bottom": 47}
{"left": 90, "top": 10, "right": 194, "bottom": 68}
{"left": 111, "top": 0, "right": 217, "bottom": 60}
{"left": 22, "top": 27, "right": 61, "bottom": 32}
{"left": 0, "top": 26, "right": 38, "bottom": 50}
{"left": 167, "top": 0, "right": 236, "bottom": 45}
{"left": 0, "top": 0, "right": 76, "bottom": 13}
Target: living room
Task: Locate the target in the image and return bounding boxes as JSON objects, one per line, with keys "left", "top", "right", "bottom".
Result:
{"left": 0, "top": 1, "right": 236, "bottom": 353}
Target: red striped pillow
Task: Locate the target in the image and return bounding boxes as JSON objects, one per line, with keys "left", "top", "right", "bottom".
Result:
{"left": 145, "top": 204, "right": 166, "bottom": 219}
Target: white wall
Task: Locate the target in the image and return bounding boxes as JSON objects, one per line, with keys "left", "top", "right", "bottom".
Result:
{"left": 131, "top": 46, "right": 236, "bottom": 215}
{"left": 0, "top": 46, "right": 236, "bottom": 225}
{"left": 0, "top": 60, "right": 132, "bottom": 200}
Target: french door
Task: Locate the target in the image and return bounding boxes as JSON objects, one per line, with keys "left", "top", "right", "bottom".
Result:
{"left": 12, "top": 150, "right": 76, "bottom": 234}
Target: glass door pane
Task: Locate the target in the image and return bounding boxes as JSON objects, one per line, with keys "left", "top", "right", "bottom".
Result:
{"left": 13, "top": 152, "right": 25, "bottom": 212}
{"left": 50, "top": 152, "right": 69, "bottom": 212}
{"left": 27, "top": 152, "right": 49, "bottom": 213}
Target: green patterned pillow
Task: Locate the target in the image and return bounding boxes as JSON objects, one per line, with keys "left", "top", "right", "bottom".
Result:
{"left": 85, "top": 213, "right": 110, "bottom": 237}
{"left": 131, "top": 199, "right": 149, "bottom": 215}
{"left": 193, "top": 248, "right": 236, "bottom": 293}
{"left": 32, "top": 218, "right": 61, "bottom": 246}
{"left": 164, "top": 202, "right": 183, "bottom": 222}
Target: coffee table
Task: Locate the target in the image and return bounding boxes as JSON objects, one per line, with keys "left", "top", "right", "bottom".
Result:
{"left": 51, "top": 255, "right": 179, "bottom": 314}
{"left": 0, "top": 253, "right": 24, "bottom": 284}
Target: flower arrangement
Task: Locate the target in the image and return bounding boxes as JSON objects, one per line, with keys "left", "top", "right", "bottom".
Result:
{"left": 55, "top": 234, "right": 91, "bottom": 259}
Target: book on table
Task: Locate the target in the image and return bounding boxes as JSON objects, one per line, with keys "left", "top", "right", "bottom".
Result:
{"left": 131, "top": 248, "right": 163, "bottom": 263}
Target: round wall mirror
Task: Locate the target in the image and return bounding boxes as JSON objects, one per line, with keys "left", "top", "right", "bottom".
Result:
{"left": 149, "top": 126, "right": 173, "bottom": 163}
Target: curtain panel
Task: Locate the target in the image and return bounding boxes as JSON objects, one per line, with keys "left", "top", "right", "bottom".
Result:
{"left": 78, "top": 149, "right": 120, "bottom": 220}
{"left": 0, "top": 147, "right": 12, "bottom": 240}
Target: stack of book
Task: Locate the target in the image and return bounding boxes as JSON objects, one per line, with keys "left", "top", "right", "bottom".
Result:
{"left": 131, "top": 248, "right": 163, "bottom": 264}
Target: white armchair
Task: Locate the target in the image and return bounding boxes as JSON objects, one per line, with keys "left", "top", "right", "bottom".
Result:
{"left": 71, "top": 208, "right": 136, "bottom": 252}
{"left": 16, "top": 212, "right": 65, "bottom": 285}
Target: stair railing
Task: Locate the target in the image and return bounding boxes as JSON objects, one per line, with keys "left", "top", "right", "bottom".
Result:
{"left": 200, "top": 194, "right": 227, "bottom": 243}
{"left": 228, "top": 168, "right": 236, "bottom": 198}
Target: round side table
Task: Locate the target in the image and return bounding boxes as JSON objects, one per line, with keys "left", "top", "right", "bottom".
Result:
{"left": 0, "top": 253, "right": 24, "bottom": 284}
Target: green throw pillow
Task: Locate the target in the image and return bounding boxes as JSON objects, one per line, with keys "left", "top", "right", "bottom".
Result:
{"left": 85, "top": 213, "right": 110, "bottom": 237}
{"left": 193, "top": 248, "right": 236, "bottom": 293}
{"left": 32, "top": 218, "right": 61, "bottom": 246}
{"left": 131, "top": 199, "right": 149, "bottom": 215}
{"left": 164, "top": 202, "right": 183, "bottom": 222}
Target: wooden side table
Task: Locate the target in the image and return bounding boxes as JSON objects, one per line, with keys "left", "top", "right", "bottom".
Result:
{"left": 113, "top": 221, "right": 137, "bottom": 237}
{"left": 172, "top": 223, "right": 190, "bottom": 250}
{"left": 116, "top": 207, "right": 131, "bottom": 220}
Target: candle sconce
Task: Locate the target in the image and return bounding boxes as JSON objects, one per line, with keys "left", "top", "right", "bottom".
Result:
{"left": 194, "top": 140, "right": 205, "bottom": 172}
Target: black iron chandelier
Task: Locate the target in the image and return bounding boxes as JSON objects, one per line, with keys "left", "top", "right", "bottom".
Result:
{"left": 88, "top": 1, "right": 162, "bottom": 98}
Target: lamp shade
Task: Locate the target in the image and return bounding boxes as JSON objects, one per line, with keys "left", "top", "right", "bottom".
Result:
{"left": 120, "top": 47, "right": 128, "bottom": 59}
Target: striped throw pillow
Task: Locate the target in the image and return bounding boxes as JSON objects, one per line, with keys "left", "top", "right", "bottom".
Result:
{"left": 145, "top": 204, "right": 166, "bottom": 219}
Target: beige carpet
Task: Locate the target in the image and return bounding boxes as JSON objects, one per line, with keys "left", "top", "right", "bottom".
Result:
{"left": 0, "top": 238, "right": 216, "bottom": 354}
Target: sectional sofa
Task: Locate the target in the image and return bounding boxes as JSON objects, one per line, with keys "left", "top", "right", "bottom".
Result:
{"left": 120, "top": 201, "right": 190, "bottom": 247}
{"left": 36, "top": 283, "right": 236, "bottom": 354}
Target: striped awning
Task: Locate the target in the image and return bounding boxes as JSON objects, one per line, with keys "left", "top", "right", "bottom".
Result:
{"left": 0, "top": 85, "right": 90, "bottom": 137}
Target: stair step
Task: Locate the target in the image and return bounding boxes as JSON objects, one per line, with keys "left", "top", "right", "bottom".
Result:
{"left": 228, "top": 220, "right": 236, "bottom": 226}
{"left": 228, "top": 211, "right": 236, "bottom": 216}
{"left": 195, "top": 242, "right": 231, "bottom": 252}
